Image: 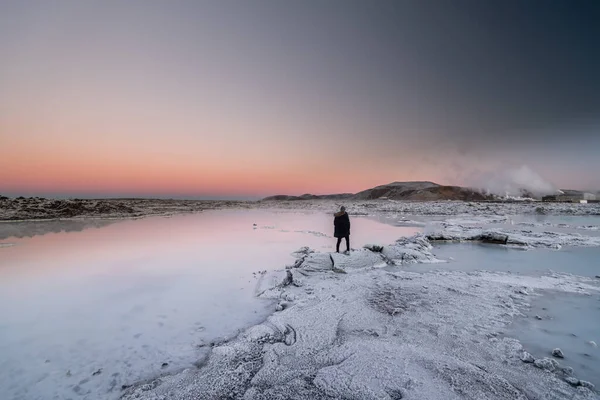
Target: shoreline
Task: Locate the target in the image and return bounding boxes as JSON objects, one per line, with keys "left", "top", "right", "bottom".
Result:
{"left": 2, "top": 198, "right": 600, "bottom": 223}
{"left": 0, "top": 197, "right": 252, "bottom": 222}
{"left": 120, "top": 234, "right": 599, "bottom": 400}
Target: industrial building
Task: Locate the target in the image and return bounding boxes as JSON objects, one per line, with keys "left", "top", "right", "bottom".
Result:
{"left": 542, "top": 192, "right": 598, "bottom": 203}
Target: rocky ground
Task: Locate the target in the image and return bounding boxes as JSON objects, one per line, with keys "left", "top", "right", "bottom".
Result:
{"left": 426, "top": 220, "right": 600, "bottom": 249}
{"left": 2, "top": 195, "right": 600, "bottom": 222}
{"left": 0, "top": 196, "right": 249, "bottom": 221}
{"left": 121, "top": 236, "right": 599, "bottom": 400}
{"left": 256, "top": 199, "right": 600, "bottom": 217}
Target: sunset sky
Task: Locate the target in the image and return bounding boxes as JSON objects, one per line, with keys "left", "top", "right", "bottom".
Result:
{"left": 1, "top": 1, "right": 599, "bottom": 198}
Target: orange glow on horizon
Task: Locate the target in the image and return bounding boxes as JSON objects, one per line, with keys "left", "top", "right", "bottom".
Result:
{"left": 1, "top": 117, "right": 446, "bottom": 196}
{"left": 0, "top": 145, "right": 440, "bottom": 197}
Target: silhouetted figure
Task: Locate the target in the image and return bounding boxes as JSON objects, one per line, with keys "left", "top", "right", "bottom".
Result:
{"left": 334, "top": 206, "right": 350, "bottom": 253}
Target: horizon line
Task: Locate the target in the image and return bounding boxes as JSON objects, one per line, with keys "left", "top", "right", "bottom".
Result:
{"left": 2, "top": 179, "right": 597, "bottom": 201}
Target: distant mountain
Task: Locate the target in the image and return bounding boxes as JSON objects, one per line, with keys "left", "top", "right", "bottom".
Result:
{"left": 354, "top": 181, "right": 439, "bottom": 200}
{"left": 261, "top": 193, "right": 354, "bottom": 201}
{"left": 262, "top": 181, "right": 497, "bottom": 201}
{"left": 353, "top": 181, "right": 496, "bottom": 201}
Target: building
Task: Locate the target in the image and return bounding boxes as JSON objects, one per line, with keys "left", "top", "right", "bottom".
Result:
{"left": 542, "top": 192, "right": 597, "bottom": 202}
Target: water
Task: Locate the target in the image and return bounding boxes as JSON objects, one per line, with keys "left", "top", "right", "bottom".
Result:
{"left": 430, "top": 242, "right": 600, "bottom": 389}
{"left": 0, "top": 210, "right": 419, "bottom": 400}
{"left": 510, "top": 214, "right": 600, "bottom": 228}
{"left": 510, "top": 290, "right": 600, "bottom": 389}
{"left": 431, "top": 243, "right": 600, "bottom": 278}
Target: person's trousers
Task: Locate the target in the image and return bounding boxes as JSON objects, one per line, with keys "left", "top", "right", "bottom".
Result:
{"left": 336, "top": 236, "right": 350, "bottom": 252}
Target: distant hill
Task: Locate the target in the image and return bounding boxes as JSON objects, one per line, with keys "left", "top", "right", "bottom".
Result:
{"left": 262, "top": 193, "right": 354, "bottom": 201}
{"left": 262, "top": 181, "right": 497, "bottom": 201}
{"left": 354, "top": 181, "right": 496, "bottom": 201}
{"left": 354, "top": 181, "right": 437, "bottom": 200}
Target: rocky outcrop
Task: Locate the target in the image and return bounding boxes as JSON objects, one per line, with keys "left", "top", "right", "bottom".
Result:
{"left": 534, "top": 357, "right": 559, "bottom": 371}
{"left": 121, "top": 237, "right": 599, "bottom": 400}
{"left": 520, "top": 351, "right": 535, "bottom": 363}
{"left": 552, "top": 348, "right": 565, "bottom": 358}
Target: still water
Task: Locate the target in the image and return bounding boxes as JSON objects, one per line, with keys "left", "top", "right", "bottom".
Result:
{"left": 432, "top": 243, "right": 600, "bottom": 389}
{"left": 0, "top": 210, "right": 419, "bottom": 400}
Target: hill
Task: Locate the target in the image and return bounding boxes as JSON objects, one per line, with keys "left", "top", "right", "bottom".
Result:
{"left": 262, "top": 193, "right": 354, "bottom": 201}
{"left": 262, "top": 181, "right": 496, "bottom": 201}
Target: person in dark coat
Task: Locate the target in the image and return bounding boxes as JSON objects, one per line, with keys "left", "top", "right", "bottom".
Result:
{"left": 333, "top": 206, "right": 350, "bottom": 253}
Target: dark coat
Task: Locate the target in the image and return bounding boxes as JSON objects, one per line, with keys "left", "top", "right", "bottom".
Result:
{"left": 333, "top": 212, "right": 350, "bottom": 238}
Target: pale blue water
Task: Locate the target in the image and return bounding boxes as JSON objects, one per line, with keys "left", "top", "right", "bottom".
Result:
{"left": 512, "top": 290, "right": 600, "bottom": 390}
{"left": 512, "top": 214, "right": 600, "bottom": 227}
{"left": 431, "top": 243, "right": 600, "bottom": 390}
{"left": 432, "top": 243, "right": 600, "bottom": 278}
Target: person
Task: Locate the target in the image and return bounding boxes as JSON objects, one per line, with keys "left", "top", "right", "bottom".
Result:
{"left": 333, "top": 206, "right": 350, "bottom": 253}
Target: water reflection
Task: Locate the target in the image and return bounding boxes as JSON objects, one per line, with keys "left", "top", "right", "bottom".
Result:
{"left": 0, "top": 219, "right": 121, "bottom": 240}
{"left": 0, "top": 210, "right": 418, "bottom": 400}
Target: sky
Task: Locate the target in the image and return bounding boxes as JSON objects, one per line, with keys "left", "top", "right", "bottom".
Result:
{"left": 1, "top": 0, "right": 599, "bottom": 198}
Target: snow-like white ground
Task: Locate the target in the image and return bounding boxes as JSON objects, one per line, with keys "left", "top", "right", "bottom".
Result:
{"left": 122, "top": 237, "right": 599, "bottom": 400}
{"left": 255, "top": 199, "right": 600, "bottom": 218}
{"left": 1, "top": 202, "right": 600, "bottom": 400}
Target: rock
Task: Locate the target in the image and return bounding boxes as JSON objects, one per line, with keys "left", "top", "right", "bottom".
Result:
{"left": 535, "top": 315, "right": 542, "bottom": 320}
{"left": 587, "top": 340, "right": 597, "bottom": 348}
{"left": 535, "top": 206, "right": 546, "bottom": 215}
{"left": 579, "top": 380, "right": 595, "bottom": 390}
{"left": 565, "top": 377, "right": 580, "bottom": 386}
{"left": 560, "top": 366, "right": 574, "bottom": 376}
{"left": 292, "top": 246, "right": 314, "bottom": 257}
{"left": 92, "top": 368, "right": 102, "bottom": 376}
{"left": 286, "top": 257, "right": 304, "bottom": 269}
{"left": 281, "top": 270, "right": 294, "bottom": 287}
{"left": 479, "top": 232, "right": 509, "bottom": 244}
{"left": 161, "top": 363, "right": 168, "bottom": 368}
{"left": 364, "top": 244, "right": 384, "bottom": 252}
{"left": 300, "top": 253, "right": 334, "bottom": 272}
{"left": 552, "top": 348, "right": 565, "bottom": 358}
{"left": 534, "top": 357, "right": 558, "bottom": 371}
{"left": 520, "top": 351, "right": 535, "bottom": 363}
{"left": 595, "top": 275, "right": 600, "bottom": 279}
{"left": 275, "top": 301, "right": 290, "bottom": 311}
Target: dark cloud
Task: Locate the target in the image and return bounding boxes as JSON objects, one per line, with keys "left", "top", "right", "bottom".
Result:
{"left": 258, "top": 0, "right": 600, "bottom": 142}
